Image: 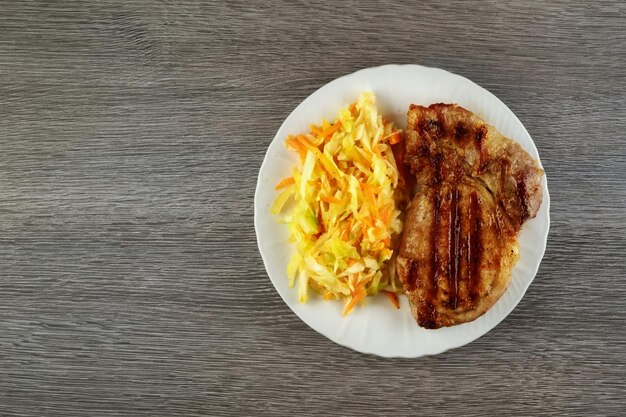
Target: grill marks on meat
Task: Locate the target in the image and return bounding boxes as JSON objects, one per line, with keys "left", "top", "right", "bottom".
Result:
{"left": 398, "top": 181, "right": 507, "bottom": 328}
{"left": 448, "top": 187, "right": 460, "bottom": 309}
{"left": 397, "top": 104, "right": 543, "bottom": 328}
{"left": 424, "top": 190, "right": 442, "bottom": 329}
{"left": 467, "top": 191, "right": 482, "bottom": 303}
{"left": 406, "top": 103, "right": 543, "bottom": 231}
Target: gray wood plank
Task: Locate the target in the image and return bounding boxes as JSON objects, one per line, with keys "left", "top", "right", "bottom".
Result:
{"left": 0, "top": 0, "right": 624, "bottom": 415}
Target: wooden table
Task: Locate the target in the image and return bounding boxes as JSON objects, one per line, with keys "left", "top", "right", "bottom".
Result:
{"left": 1, "top": 1, "right": 624, "bottom": 415}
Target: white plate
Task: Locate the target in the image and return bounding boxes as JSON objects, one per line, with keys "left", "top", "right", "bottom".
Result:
{"left": 254, "top": 64, "right": 550, "bottom": 358}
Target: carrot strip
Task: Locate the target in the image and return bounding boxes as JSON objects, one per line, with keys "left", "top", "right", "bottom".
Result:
{"left": 343, "top": 297, "right": 359, "bottom": 316}
{"left": 310, "top": 124, "right": 322, "bottom": 135}
{"left": 275, "top": 176, "right": 295, "bottom": 189}
{"left": 297, "top": 135, "right": 342, "bottom": 178}
{"left": 322, "top": 121, "right": 341, "bottom": 142}
{"left": 359, "top": 215, "right": 373, "bottom": 228}
{"left": 384, "top": 291, "right": 400, "bottom": 309}
{"left": 388, "top": 132, "right": 402, "bottom": 145}
{"left": 285, "top": 136, "right": 307, "bottom": 160}
{"left": 339, "top": 227, "right": 348, "bottom": 241}
{"left": 391, "top": 141, "right": 414, "bottom": 190}
{"left": 296, "top": 134, "right": 313, "bottom": 147}
{"left": 380, "top": 204, "right": 392, "bottom": 224}
{"left": 361, "top": 184, "right": 380, "bottom": 220}
{"left": 382, "top": 130, "right": 402, "bottom": 145}
{"left": 321, "top": 196, "right": 342, "bottom": 204}
{"left": 343, "top": 284, "right": 366, "bottom": 316}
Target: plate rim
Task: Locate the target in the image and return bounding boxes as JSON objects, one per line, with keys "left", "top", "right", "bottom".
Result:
{"left": 254, "top": 63, "right": 551, "bottom": 358}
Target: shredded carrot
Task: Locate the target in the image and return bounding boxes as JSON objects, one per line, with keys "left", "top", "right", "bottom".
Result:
{"left": 342, "top": 299, "right": 357, "bottom": 316}
{"left": 343, "top": 284, "right": 366, "bottom": 316}
{"left": 380, "top": 204, "right": 392, "bottom": 225}
{"left": 359, "top": 215, "right": 373, "bottom": 228}
{"left": 384, "top": 131, "right": 402, "bottom": 145}
{"left": 321, "top": 121, "right": 341, "bottom": 141}
{"left": 391, "top": 141, "right": 413, "bottom": 190}
{"left": 361, "top": 184, "right": 380, "bottom": 220}
{"left": 275, "top": 176, "right": 295, "bottom": 190}
{"left": 339, "top": 226, "right": 349, "bottom": 241}
{"left": 297, "top": 135, "right": 342, "bottom": 178}
{"left": 321, "top": 196, "right": 342, "bottom": 204}
{"left": 384, "top": 290, "right": 400, "bottom": 309}
{"left": 285, "top": 136, "right": 307, "bottom": 160}
{"left": 371, "top": 226, "right": 386, "bottom": 240}
{"left": 296, "top": 134, "right": 312, "bottom": 147}
{"left": 310, "top": 124, "right": 322, "bottom": 136}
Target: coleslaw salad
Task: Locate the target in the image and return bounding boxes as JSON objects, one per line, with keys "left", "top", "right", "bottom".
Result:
{"left": 271, "top": 92, "right": 408, "bottom": 315}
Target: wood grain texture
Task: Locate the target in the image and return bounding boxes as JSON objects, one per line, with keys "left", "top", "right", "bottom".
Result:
{"left": 0, "top": 0, "right": 624, "bottom": 415}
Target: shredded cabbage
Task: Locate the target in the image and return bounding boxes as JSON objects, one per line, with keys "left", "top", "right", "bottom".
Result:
{"left": 272, "top": 92, "right": 408, "bottom": 315}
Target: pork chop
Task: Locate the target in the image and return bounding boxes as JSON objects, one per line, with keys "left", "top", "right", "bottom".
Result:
{"left": 397, "top": 103, "right": 543, "bottom": 329}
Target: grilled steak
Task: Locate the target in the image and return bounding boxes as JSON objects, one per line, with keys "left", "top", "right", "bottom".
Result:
{"left": 397, "top": 104, "right": 543, "bottom": 329}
